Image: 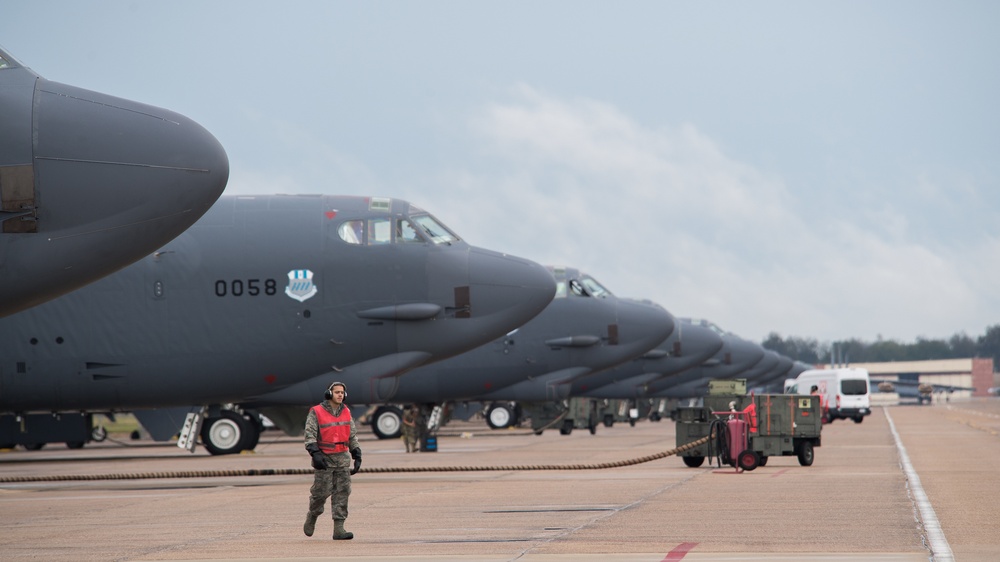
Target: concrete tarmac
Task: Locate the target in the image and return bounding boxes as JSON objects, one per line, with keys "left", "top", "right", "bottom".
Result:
{"left": 2, "top": 399, "right": 999, "bottom": 562}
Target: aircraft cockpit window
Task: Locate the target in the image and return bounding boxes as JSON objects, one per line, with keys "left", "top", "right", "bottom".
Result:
{"left": 338, "top": 220, "right": 364, "bottom": 245}
{"left": 704, "top": 322, "right": 726, "bottom": 336}
{"left": 0, "top": 55, "right": 8, "bottom": 69}
{"left": 580, "top": 276, "right": 611, "bottom": 298}
{"left": 368, "top": 218, "right": 391, "bottom": 245}
{"left": 683, "top": 317, "right": 726, "bottom": 335}
{"left": 411, "top": 214, "right": 458, "bottom": 245}
{"left": 395, "top": 218, "right": 423, "bottom": 243}
{"left": 338, "top": 216, "right": 440, "bottom": 246}
{"left": 568, "top": 279, "right": 587, "bottom": 296}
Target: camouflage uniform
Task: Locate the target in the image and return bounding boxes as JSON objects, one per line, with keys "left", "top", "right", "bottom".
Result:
{"left": 402, "top": 406, "right": 419, "bottom": 453}
{"left": 303, "top": 401, "right": 360, "bottom": 528}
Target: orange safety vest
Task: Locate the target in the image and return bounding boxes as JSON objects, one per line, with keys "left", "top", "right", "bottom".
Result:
{"left": 313, "top": 404, "right": 352, "bottom": 454}
{"left": 742, "top": 402, "right": 758, "bottom": 433}
{"left": 812, "top": 391, "right": 827, "bottom": 411}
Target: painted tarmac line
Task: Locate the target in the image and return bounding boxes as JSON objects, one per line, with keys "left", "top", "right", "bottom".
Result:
{"left": 883, "top": 407, "right": 954, "bottom": 562}
{"left": 662, "top": 541, "right": 699, "bottom": 561}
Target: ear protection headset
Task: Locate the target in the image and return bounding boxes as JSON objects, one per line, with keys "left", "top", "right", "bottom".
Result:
{"left": 324, "top": 382, "right": 348, "bottom": 400}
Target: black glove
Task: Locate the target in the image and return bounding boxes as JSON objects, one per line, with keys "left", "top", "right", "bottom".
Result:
{"left": 306, "top": 443, "right": 328, "bottom": 470}
{"left": 350, "top": 447, "right": 362, "bottom": 475}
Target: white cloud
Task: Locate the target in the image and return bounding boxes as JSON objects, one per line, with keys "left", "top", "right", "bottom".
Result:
{"left": 415, "top": 86, "right": 995, "bottom": 342}
{"left": 223, "top": 110, "right": 381, "bottom": 197}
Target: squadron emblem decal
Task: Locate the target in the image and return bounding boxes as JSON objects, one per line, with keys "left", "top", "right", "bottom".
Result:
{"left": 285, "top": 269, "right": 318, "bottom": 302}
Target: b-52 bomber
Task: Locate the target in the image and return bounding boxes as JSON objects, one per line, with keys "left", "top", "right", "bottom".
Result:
{"left": 575, "top": 321, "right": 796, "bottom": 426}
{"left": 571, "top": 318, "right": 725, "bottom": 402}
{"left": 246, "top": 266, "right": 676, "bottom": 440}
{"left": 0, "top": 195, "right": 556, "bottom": 452}
{"left": 0, "top": 46, "right": 228, "bottom": 317}
{"left": 484, "top": 317, "right": 731, "bottom": 433}
{"left": 613, "top": 320, "right": 768, "bottom": 400}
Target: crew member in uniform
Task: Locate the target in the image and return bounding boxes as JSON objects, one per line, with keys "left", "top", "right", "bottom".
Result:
{"left": 402, "top": 404, "right": 420, "bottom": 453}
{"left": 303, "top": 381, "right": 362, "bottom": 540}
{"left": 810, "top": 385, "right": 829, "bottom": 423}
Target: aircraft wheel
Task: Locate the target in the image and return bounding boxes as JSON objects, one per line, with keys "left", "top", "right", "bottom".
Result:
{"left": 91, "top": 425, "right": 108, "bottom": 442}
{"left": 372, "top": 406, "right": 403, "bottom": 439}
{"left": 66, "top": 441, "right": 85, "bottom": 449}
{"left": 650, "top": 412, "right": 661, "bottom": 422}
{"left": 239, "top": 413, "right": 262, "bottom": 451}
{"left": 682, "top": 455, "right": 705, "bottom": 468}
{"left": 23, "top": 443, "right": 45, "bottom": 451}
{"left": 737, "top": 449, "right": 760, "bottom": 471}
{"left": 485, "top": 403, "right": 513, "bottom": 429}
{"left": 603, "top": 414, "right": 614, "bottom": 428}
{"left": 758, "top": 455, "right": 768, "bottom": 466}
{"left": 201, "top": 410, "right": 248, "bottom": 455}
{"left": 559, "top": 420, "right": 573, "bottom": 435}
{"left": 796, "top": 441, "right": 815, "bottom": 466}
{"left": 853, "top": 416, "right": 864, "bottom": 424}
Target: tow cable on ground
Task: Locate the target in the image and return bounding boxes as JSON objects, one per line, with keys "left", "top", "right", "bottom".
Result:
{"left": 0, "top": 436, "right": 711, "bottom": 483}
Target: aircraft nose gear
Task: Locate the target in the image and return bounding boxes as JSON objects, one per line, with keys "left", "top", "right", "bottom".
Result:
{"left": 183, "top": 408, "right": 262, "bottom": 455}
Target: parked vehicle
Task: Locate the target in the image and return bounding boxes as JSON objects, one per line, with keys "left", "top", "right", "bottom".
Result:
{"left": 786, "top": 368, "right": 871, "bottom": 423}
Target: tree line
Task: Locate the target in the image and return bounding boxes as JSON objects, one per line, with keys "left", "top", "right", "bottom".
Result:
{"left": 761, "top": 324, "right": 1000, "bottom": 366}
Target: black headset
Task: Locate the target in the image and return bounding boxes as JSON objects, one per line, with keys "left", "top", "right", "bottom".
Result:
{"left": 324, "top": 382, "right": 347, "bottom": 400}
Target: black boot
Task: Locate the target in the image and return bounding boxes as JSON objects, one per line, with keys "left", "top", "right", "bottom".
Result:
{"left": 333, "top": 519, "right": 354, "bottom": 540}
{"left": 303, "top": 513, "right": 317, "bottom": 537}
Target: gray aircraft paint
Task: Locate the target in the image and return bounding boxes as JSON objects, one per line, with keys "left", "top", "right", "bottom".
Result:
{"left": 250, "top": 267, "right": 675, "bottom": 434}
{"left": 0, "top": 47, "right": 228, "bottom": 317}
{"left": 253, "top": 267, "right": 675, "bottom": 409}
{"left": 640, "top": 331, "right": 767, "bottom": 399}
{"left": 574, "top": 320, "right": 725, "bottom": 400}
{"left": 0, "top": 195, "right": 555, "bottom": 413}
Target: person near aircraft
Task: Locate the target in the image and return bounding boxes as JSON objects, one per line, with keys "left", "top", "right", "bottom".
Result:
{"left": 810, "top": 385, "right": 829, "bottom": 423}
{"left": 742, "top": 394, "right": 758, "bottom": 434}
{"left": 402, "top": 405, "right": 420, "bottom": 453}
{"left": 303, "top": 382, "right": 362, "bottom": 540}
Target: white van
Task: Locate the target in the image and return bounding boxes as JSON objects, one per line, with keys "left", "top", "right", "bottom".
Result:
{"left": 786, "top": 368, "right": 872, "bottom": 423}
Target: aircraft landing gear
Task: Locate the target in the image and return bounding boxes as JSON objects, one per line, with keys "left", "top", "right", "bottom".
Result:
{"left": 200, "top": 410, "right": 260, "bottom": 455}
{"left": 485, "top": 402, "right": 517, "bottom": 429}
{"left": 371, "top": 405, "right": 403, "bottom": 439}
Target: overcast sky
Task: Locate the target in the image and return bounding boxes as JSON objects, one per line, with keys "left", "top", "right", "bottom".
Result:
{"left": 4, "top": 1, "right": 998, "bottom": 344}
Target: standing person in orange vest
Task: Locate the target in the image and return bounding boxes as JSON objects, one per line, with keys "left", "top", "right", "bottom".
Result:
{"left": 811, "top": 385, "right": 829, "bottom": 423}
{"left": 302, "top": 381, "right": 362, "bottom": 540}
{"left": 742, "top": 395, "right": 758, "bottom": 434}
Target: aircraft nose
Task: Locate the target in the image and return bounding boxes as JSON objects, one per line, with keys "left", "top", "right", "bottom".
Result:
{"left": 466, "top": 247, "right": 556, "bottom": 330}
{"left": 397, "top": 247, "right": 553, "bottom": 359}
{"left": 34, "top": 79, "right": 229, "bottom": 234}
{"left": 682, "top": 324, "right": 725, "bottom": 362}
{"left": 742, "top": 349, "right": 781, "bottom": 381}
{"left": 615, "top": 299, "right": 676, "bottom": 356}
{"left": 645, "top": 322, "right": 724, "bottom": 375}
{"left": 724, "top": 337, "right": 767, "bottom": 374}
{"left": 755, "top": 356, "right": 795, "bottom": 388}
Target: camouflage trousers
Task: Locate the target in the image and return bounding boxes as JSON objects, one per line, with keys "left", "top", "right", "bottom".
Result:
{"left": 307, "top": 465, "right": 352, "bottom": 521}
{"left": 402, "top": 427, "right": 418, "bottom": 452}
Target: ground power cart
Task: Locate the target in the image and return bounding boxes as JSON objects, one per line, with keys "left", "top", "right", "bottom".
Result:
{"left": 675, "top": 380, "right": 822, "bottom": 470}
